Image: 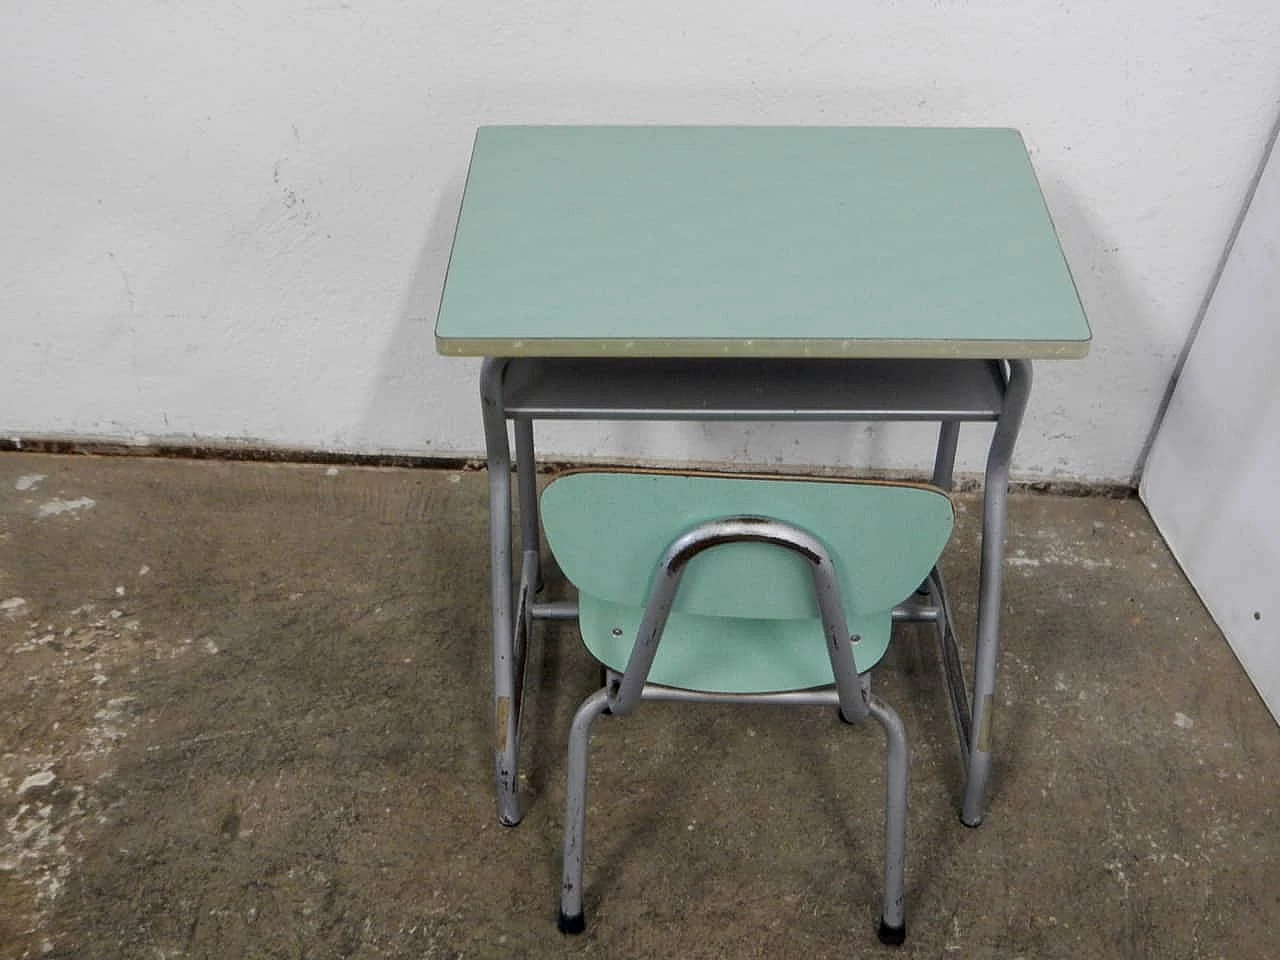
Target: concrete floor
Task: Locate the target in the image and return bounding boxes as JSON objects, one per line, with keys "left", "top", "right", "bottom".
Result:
{"left": 0, "top": 453, "right": 1276, "bottom": 959}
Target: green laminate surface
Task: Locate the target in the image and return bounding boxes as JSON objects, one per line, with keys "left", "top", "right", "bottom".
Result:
{"left": 435, "top": 126, "right": 1091, "bottom": 359}
{"left": 576, "top": 598, "right": 893, "bottom": 693}
{"left": 541, "top": 471, "right": 954, "bottom": 693}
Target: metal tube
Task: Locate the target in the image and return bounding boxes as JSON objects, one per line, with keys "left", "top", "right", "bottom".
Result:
{"left": 637, "top": 686, "right": 840, "bottom": 706}
{"left": 558, "top": 688, "right": 611, "bottom": 934}
{"left": 530, "top": 601, "right": 579, "bottom": 621}
{"left": 511, "top": 549, "right": 539, "bottom": 739}
{"left": 870, "top": 696, "right": 909, "bottom": 939}
{"left": 891, "top": 602, "right": 940, "bottom": 623}
{"left": 515, "top": 417, "right": 541, "bottom": 590}
{"left": 932, "top": 420, "right": 961, "bottom": 490}
{"left": 480, "top": 358, "right": 523, "bottom": 827}
{"left": 928, "top": 567, "right": 971, "bottom": 764}
{"left": 916, "top": 420, "right": 960, "bottom": 599}
{"left": 962, "top": 359, "right": 1032, "bottom": 826}
{"left": 609, "top": 517, "right": 868, "bottom": 725}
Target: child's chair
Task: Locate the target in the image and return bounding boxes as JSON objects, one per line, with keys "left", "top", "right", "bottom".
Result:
{"left": 540, "top": 469, "right": 955, "bottom": 945}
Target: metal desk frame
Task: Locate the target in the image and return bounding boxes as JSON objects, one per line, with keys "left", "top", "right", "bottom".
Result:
{"left": 479, "top": 355, "right": 1032, "bottom": 829}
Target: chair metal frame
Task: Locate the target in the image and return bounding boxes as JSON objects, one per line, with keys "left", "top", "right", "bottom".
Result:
{"left": 555, "top": 515, "right": 910, "bottom": 945}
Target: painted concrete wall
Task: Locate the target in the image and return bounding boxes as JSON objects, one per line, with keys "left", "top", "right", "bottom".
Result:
{"left": 1142, "top": 121, "right": 1280, "bottom": 722}
{"left": 2, "top": 2, "right": 1278, "bottom": 482}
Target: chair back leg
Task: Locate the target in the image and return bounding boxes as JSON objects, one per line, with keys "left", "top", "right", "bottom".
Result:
{"left": 558, "top": 688, "right": 611, "bottom": 934}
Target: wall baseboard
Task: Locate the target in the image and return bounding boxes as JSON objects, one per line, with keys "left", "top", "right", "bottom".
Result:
{"left": 0, "top": 437, "right": 1135, "bottom": 499}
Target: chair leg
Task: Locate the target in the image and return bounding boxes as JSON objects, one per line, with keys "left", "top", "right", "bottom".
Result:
{"left": 867, "top": 696, "right": 909, "bottom": 946}
{"left": 559, "top": 688, "right": 612, "bottom": 934}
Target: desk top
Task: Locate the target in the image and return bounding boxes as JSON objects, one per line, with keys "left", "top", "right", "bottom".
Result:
{"left": 435, "top": 126, "right": 1090, "bottom": 359}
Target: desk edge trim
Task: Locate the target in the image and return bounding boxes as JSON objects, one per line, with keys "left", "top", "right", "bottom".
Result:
{"left": 434, "top": 335, "right": 1091, "bottom": 360}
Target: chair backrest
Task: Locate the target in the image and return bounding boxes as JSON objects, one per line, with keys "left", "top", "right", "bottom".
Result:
{"left": 541, "top": 470, "right": 954, "bottom": 622}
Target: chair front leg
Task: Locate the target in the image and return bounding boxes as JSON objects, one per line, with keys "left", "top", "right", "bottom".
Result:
{"left": 868, "top": 696, "right": 909, "bottom": 946}
{"left": 559, "top": 688, "right": 612, "bottom": 934}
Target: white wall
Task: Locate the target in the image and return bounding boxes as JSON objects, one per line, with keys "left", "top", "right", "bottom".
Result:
{"left": 1141, "top": 121, "right": 1280, "bottom": 722}
{"left": 2, "top": 2, "right": 1278, "bottom": 483}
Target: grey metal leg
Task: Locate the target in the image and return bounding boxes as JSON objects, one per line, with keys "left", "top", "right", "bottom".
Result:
{"left": 926, "top": 567, "right": 971, "bottom": 763}
{"left": 481, "top": 358, "right": 523, "bottom": 827}
{"left": 556, "top": 687, "right": 905, "bottom": 940}
{"left": 558, "top": 688, "right": 611, "bottom": 934}
{"left": 918, "top": 419, "right": 962, "bottom": 596}
{"left": 962, "top": 359, "right": 1032, "bottom": 826}
{"left": 870, "top": 696, "right": 909, "bottom": 945}
{"left": 514, "top": 417, "right": 541, "bottom": 591}
{"left": 931, "top": 420, "right": 961, "bottom": 490}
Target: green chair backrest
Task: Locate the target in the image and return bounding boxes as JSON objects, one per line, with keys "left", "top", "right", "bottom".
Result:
{"left": 541, "top": 470, "right": 954, "bottom": 623}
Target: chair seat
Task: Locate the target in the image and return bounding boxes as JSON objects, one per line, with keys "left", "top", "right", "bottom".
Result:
{"left": 580, "top": 592, "right": 893, "bottom": 693}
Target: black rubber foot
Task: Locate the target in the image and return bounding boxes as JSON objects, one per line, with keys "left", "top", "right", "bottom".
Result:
{"left": 558, "top": 910, "right": 586, "bottom": 935}
{"left": 877, "top": 918, "right": 906, "bottom": 946}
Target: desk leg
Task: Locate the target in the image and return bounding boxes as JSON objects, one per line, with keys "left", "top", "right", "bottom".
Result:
{"left": 915, "top": 418, "right": 963, "bottom": 599}
{"left": 932, "top": 420, "right": 961, "bottom": 490}
{"left": 915, "top": 421, "right": 961, "bottom": 599}
{"left": 481, "top": 358, "right": 523, "bottom": 826}
{"left": 515, "top": 417, "right": 541, "bottom": 591}
{"left": 962, "top": 360, "right": 1032, "bottom": 826}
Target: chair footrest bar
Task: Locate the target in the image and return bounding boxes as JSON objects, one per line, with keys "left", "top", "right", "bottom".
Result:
{"left": 530, "top": 601, "right": 579, "bottom": 620}
{"left": 538, "top": 598, "right": 935, "bottom": 623}
{"left": 892, "top": 601, "right": 940, "bottom": 623}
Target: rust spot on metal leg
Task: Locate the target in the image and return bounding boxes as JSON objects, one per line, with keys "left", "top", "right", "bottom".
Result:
{"left": 496, "top": 697, "right": 511, "bottom": 752}
{"left": 975, "top": 693, "right": 994, "bottom": 752}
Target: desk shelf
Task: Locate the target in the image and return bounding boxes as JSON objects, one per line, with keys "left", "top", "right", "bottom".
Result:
{"left": 502, "top": 358, "right": 1006, "bottom": 422}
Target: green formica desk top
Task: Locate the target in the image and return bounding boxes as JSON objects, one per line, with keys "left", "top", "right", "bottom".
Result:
{"left": 435, "top": 126, "right": 1090, "bottom": 359}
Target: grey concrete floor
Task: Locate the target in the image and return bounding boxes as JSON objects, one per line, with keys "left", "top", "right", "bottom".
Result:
{"left": 0, "top": 453, "right": 1276, "bottom": 959}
